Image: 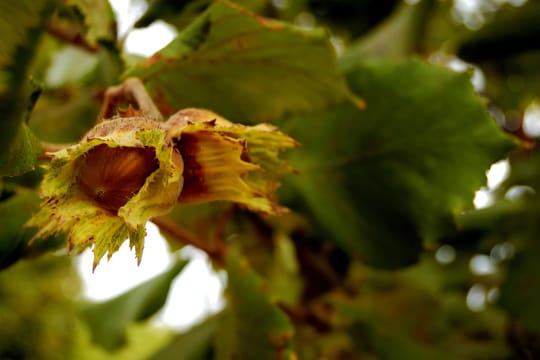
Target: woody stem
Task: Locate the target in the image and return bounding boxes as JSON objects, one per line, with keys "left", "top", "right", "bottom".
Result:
{"left": 39, "top": 142, "right": 72, "bottom": 160}
{"left": 98, "top": 77, "right": 164, "bottom": 122}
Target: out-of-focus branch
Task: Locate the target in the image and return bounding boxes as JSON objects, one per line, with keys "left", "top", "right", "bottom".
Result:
{"left": 277, "top": 301, "right": 332, "bottom": 333}
{"left": 47, "top": 22, "right": 98, "bottom": 53}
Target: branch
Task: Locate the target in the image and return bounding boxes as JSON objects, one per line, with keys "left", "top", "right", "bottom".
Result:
{"left": 98, "top": 78, "right": 164, "bottom": 122}
{"left": 277, "top": 301, "right": 332, "bottom": 333}
{"left": 47, "top": 22, "right": 98, "bottom": 53}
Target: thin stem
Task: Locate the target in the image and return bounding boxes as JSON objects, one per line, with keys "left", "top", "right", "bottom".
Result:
{"left": 47, "top": 22, "right": 98, "bottom": 53}
{"left": 98, "top": 78, "right": 163, "bottom": 122}
{"left": 39, "top": 142, "right": 72, "bottom": 160}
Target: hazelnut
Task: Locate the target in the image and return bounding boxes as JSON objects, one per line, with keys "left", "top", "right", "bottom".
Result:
{"left": 77, "top": 144, "right": 159, "bottom": 212}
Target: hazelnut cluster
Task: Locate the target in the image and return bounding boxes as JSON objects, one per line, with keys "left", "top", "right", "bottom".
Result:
{"left": 26, "top": 79, "right": 296, "bottom": 268}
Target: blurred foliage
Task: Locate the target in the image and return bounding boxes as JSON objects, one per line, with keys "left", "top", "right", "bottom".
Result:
{"left": 0, "top": 188, "right": 65, "bottom": 270}
{"left": 2, "top": 0, "right": 540, "bottom": 358}
{"left": 0, "top": 255, "right": 79, "bottom": 359}
{"left": 81, "top": 258, "right": 188, "bottom": 350}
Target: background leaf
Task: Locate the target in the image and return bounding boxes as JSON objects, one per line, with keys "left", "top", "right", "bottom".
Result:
{"left": 457, "top": 2, "right": 540, "bottom": 62}
{"left": 0, "top": 255, "right": 79, "bottom": 360}
{"left": 279, "top": 59, "right": 515, "bottom": 268}
{"left": 499, "top": 248, "right": 540, "bottom": 335}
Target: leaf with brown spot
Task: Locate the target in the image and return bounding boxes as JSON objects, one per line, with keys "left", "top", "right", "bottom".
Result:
{"left": 125, "top": 0, "right": 353, "bottom": 124}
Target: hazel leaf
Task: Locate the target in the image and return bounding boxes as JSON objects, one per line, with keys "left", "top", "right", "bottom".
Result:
{"left": 279, "top": 59, "right": 516, "bottom": 269}
{"left": 125, "top": 0, "right": 352, "bottom": 123}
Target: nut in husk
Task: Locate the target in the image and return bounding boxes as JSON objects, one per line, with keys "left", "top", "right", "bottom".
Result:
{"left": 26, "top": 81, "right": 296, "bottom": 268}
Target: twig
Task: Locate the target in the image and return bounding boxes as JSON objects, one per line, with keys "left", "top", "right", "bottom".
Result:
{"left": 151, "top": 216, "right": 226, "bottom": 263}
{"left": 47, "top": 22, "right": 98, "bottom": 53}
{"left": 39, "top": 142, "right": 72, "bottom": 160}
{"left": 277, "top": 301, "right": 332, "bottom": 333}
{"left": 98, "top": 78, "right": 163, "bottom": 122}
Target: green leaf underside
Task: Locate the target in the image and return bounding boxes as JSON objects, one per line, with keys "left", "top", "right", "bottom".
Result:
{"left": 0, "top": 0, "right": 56, "bottom": 176}
{"left": 125, "top": 0, "right": 351, "bottom": 123}
{"left": 223, "top": 250, "right": 296, "bottom": 360}
{"left": 26, "top": 120, "right": 183, "bottom": 268}
{"left": 280, "top": 59, "right": 515, "bottom": 269}
{"left": 81, "top": 258, "right": 188, "bottom": 350}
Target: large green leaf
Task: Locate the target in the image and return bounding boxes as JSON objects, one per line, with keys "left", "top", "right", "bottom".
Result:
{"left": 80, "top": 258, "right": 188, "bottom": 350}
{"left": 125, "top": 0, "right": 351, "bottom": 123}
{"left": 0, "top": 1, "right": 56, "bottom": 176}
{"left": 279, "top": 59, "right": 515, "bottom": 268}
{"left": 217, "top": 250, "right": 295, "bottom": 360}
